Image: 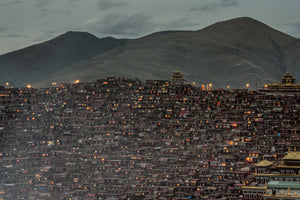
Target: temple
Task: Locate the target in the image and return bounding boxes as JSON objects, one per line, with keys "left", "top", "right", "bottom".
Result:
{"left": 171, "top": 70, "right": 186, "bottom": 84}
{"left": 281, "top": 71, "right": 296, "bottom": 85}
{"left": 261, "top": 71, "right": 300, "bottom": 93}
{"left": 242, "top": 150, "right": 300, "bottom": 199}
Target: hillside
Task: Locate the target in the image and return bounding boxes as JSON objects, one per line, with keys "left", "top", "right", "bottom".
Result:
{"left": 0, "top": 31, "right": 127, "bottom": 86}
{"left": 44, "top": 17, "right": 300, "bottom": 88}
{"left": 1, "top": 17, "right": 300, "bottom": 88}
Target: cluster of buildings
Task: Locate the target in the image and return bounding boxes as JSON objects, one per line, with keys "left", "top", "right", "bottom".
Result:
{"left": 0, "top": 71, "right": 299, "bottom": 200}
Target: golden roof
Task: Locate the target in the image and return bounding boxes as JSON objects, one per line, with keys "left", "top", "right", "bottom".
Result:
{"left": 281, "top": 71, "right": 296, "bottom": 84}
{"left": 255, "top": 160, "right": 273, "bottom": 167}
{"left": 171, "top": 70, "right": 186, "bottom": 81}
{"left": 277, "top": 164, "right": 300, "bottom": 169}
{"left": 242, "top": 186, "right": 266, "bottom": 190}
{"left": 282, "top": 151, "right": 300, "bottom": 160}
{"left": 265, "top": 71, "right": 300, "bottom": 89}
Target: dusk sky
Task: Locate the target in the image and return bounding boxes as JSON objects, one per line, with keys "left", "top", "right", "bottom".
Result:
{"left": 0, "top": 0, "right": 300, "bottom": 55}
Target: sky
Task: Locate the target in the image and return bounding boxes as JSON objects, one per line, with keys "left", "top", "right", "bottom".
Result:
{"left": 0, "top": 0, "right": 300, "bottom": 55}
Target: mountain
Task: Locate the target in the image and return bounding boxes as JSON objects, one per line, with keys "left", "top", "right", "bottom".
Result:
{"left": 44, "top": 17, "right": 300, "bottom": 88}
{"left": 0, "top": 31, "right": 127, "bottom": 86}
{"left": 1, "top": 17, "right": 300, "bottom": 88}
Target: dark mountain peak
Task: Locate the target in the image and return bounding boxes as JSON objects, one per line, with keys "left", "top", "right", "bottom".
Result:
{"left": 54, "top": 31, "right": 100, "bottom": 41}
{"left": 203, "top": 17, "right": 272, "bottom": 31}
{"left": 51, "top": 31, "right": 127, "bottom": 50}
{"left": 221, "top": 16, "right": 266, "bottom": 24}
{"left": 0, "top": 31, "right": 101, "bottom": 57}
{"left": 47, "top": 31, "right": 101, "bottom": 47}
{"left": 0, "top": 31, "right": 127, "bottom": 86}
{"left": 199, "top": 16, "right": 295, "bottom": 47}
{"left": 59, "top": 30, "right": 94, "bottom": 36}
{"left": 54, "top": 31, "right": 127, "bottom": 45}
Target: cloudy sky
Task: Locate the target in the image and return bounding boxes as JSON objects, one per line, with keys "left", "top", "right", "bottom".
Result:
{"left": 0, "top": 0, "right": 299, "bottom": 55}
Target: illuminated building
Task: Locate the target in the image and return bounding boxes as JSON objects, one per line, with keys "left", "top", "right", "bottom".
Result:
{"left": 171, "top": 70, "right": 186, "bottom": 84}
{"left": 242, "top": 150, "right": 300, "bottom": 199}
{"left": 261, "top": 71, "right": 300, "bottom": 93}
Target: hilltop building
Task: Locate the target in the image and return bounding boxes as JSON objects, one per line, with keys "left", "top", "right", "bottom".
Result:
{"left": 171, "top": 70, "right": 186, "bottom": 84}
{"left": 262, "top": 71, "right": 300, "bottom": 93}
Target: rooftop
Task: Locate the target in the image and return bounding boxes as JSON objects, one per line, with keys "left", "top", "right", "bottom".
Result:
{"left": 255, "top": 160, "right": 273, "bottom": 167}
{"left": 265, "top": 71, "right": 300, "bottom": 90}
{"left": 267, "top": 181, "right": 300, "bottom": 189}
{"left": 281, "top": 71, "right": 296, "bottom": 85}
{"left": 282, "top": 151, "right": 300, "bottom": 160}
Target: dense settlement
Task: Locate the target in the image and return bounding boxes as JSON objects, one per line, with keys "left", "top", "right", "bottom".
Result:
{"left": 0, "top": 71, "right": 299, "bottom": 200}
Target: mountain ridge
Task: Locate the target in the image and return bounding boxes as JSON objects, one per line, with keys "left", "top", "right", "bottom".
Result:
{"left": 1, "top": 17, "right": 300, "bottom": 88}
{"left": 0, "top": 31, "right": 127, "bottom": 86}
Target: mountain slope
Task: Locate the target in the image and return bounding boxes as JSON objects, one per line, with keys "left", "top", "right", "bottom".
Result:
{"left": 46, "top": 17, "right": 300, "bottom": 88}
{"left": 0, "top": 31, "right": 127, "bottom": 86}
{"left": 1, "top": 17, "right": 300, "bottom": 88}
